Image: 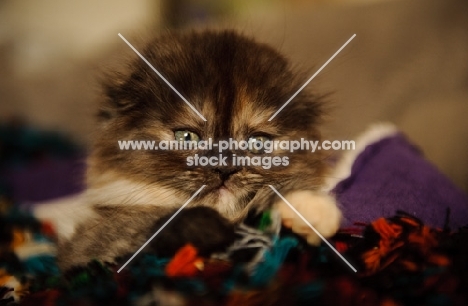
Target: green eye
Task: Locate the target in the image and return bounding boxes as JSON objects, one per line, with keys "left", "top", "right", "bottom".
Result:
{"left": 174, "top": 130, "right": 201, "bottom": 142}
{"left": 248, "top": 135, "right": 271, "bottom": 154}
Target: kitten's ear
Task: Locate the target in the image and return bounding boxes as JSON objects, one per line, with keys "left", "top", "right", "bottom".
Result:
{"left": 96, "top": 72, "right": 135, "bottom": 122}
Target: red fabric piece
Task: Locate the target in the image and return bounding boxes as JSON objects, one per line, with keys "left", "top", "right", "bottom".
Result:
{"left": 165, "top": 244, "right": 203, "bottom": 277}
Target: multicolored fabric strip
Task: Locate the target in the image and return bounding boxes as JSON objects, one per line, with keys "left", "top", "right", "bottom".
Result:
{"left": 1, "top": 198, "right": 468, "bottom": 306}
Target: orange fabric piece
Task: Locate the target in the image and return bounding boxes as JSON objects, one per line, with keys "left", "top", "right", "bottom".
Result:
{"left": 10, "top": 229, "right": 26, "bottom": 249}
{"left": 165, "top": 244, "right": 204, "bottom": 277}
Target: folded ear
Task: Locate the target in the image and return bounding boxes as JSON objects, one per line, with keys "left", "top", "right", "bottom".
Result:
{"left": 96, "top": 70, "right": 136, "bottom": 122}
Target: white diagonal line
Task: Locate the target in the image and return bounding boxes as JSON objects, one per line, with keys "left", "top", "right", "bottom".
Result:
{"left": 117, "top": 185, "right": 206, "bottom": 273}
{"left": 268, "top": 185, "right": 357, "bottom": 272}
{"left": 268, "top": 34, "right": 356, "bottom": 121}
{"left": 118, "top": 33, "right": 207, "bottom": 122}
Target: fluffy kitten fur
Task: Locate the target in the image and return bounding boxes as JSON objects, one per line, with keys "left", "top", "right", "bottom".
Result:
{"left": 57, "top": 30, "right": 341, "bottom": 270}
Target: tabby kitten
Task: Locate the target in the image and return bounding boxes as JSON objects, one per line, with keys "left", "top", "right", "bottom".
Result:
{"left": 57, "top": 30, "right": 341, "bottom": 270}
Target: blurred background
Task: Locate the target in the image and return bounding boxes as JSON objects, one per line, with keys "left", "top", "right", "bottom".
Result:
{"left": 1, "top": 0, "right": 467, "bottom": 204}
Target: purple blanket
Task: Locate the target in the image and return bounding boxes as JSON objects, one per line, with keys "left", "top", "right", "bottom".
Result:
{"left": 335, "top": 133, "right": 468, "bottom": 229}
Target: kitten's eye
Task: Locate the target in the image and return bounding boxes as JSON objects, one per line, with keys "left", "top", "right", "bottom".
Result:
{"left": 174, "top": 130, "right": 201, "bottom": 142}
{"left": 248, "top": 135, "right": 271, "bottom": 154}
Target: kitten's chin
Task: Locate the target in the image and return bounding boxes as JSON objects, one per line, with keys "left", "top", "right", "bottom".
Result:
{"left": 218, "top": 186, "right": 231, "bottom": 198}
{"left": 212, "top": 186, "right": 239, "bottom": 217}
{"left": 217, "top": 186, "right": 238, "bottom": 212}
{"left": 196, "top": 184, "right": 251, "bottom": 222}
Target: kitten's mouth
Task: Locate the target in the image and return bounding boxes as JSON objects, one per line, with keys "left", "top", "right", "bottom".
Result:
{"left": 214, "top": 182, "right": 232, "bottom": 193}
{"left": 204, "top": 180, "right": 242, "bottom": 201}
{"left": 200, "top": 180, "right": 231, "bottom": 196}
{"left": 217, "top": 185, "right": 232, "bottom": 198}
{"left": 194, "top": 178, "right": 260, "bottom": 221}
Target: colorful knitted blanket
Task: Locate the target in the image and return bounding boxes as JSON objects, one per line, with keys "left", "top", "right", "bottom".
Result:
{"left": 2, "top": 124, "right": 468, "bottom": 305}
{"left": 1, "top": 195, "right": 468, "bottom": 306}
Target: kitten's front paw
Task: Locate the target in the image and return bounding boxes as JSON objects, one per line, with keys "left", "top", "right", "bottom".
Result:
{"left": 274, "top": 190, "right": 341, "bottom": 245}
{"left": 149, "top": 206, "right": 236, "bottom": 257}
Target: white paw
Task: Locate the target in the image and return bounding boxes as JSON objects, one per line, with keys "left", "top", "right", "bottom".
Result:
{"left": 274, "top": 190, "right": 342, "bottom": 245}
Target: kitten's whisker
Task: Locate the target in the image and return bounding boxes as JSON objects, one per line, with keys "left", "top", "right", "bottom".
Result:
{"left": 79, "top": 187, "right": 183, "bottom": 237}
{"left": 121, "top": 186, "right": 177, "bottom": 206}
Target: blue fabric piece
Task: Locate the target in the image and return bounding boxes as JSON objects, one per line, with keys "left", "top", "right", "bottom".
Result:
{"left": 249, "top": 236, "right": 298, "bottom": 287}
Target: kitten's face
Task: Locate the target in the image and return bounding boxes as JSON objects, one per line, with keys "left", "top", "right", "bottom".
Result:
{"left": 88, "top": 30, "right": 326, "bottom": 220}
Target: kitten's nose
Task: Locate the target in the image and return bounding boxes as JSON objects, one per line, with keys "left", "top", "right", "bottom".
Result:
{"left": 212, "top": 167, "right": 240, "bottom": 181}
